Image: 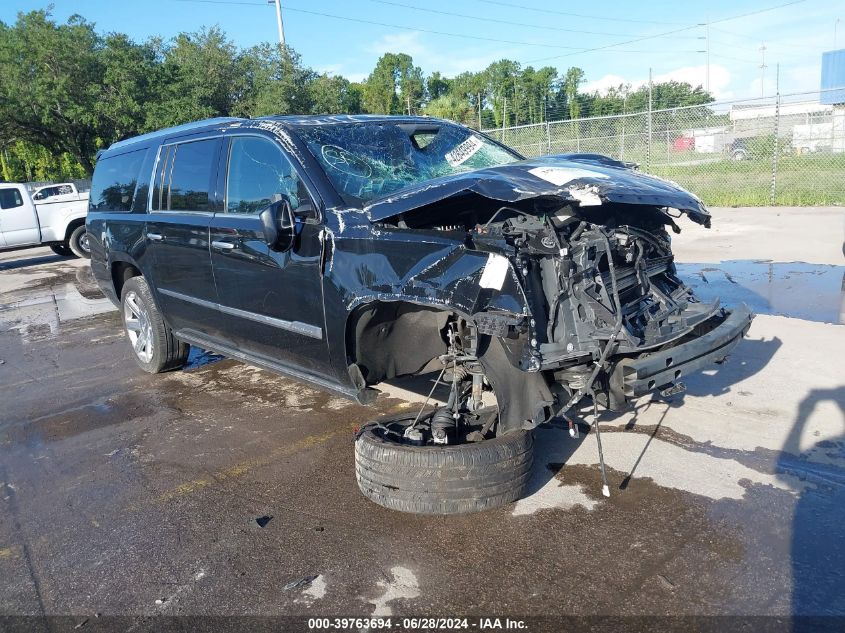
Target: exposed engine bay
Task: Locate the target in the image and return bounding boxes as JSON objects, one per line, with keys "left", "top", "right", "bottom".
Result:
{"left": 375, "top": 195, "right": 747, "bottom": 439}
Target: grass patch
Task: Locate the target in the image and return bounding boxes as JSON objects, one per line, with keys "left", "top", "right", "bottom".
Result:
{"left": 651, "top": 155, "right": 845, "bottom": 206}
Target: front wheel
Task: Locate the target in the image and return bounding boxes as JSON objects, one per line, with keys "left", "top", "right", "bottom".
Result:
{"left": 120, "top": 276, "right": 189, "bottom": 373}
{"left": 68, "top": 225, "right": 91, "bottom": 258}
{"left": 355, "top": 412, "right": 533, "bottom": 514}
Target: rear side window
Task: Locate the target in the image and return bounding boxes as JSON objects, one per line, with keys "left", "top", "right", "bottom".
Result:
{"left": 90, "top": 149, "right": 146, "bottom": 212}
{"left": 155, "top": 139, "right": 219, "bottom": 212}
{"left": 0, "top": 188, "right": 23, "bottom": 210}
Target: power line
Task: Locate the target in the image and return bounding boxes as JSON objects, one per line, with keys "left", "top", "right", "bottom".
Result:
{"left": 174, "top": 0, "right": 707, "bottom": 54}
{"left": 174, "top": 0, "right": 809, "bottom": 71}
{"left": 365, "top": 0, "right": 639, "bottom": 38}
{"left": 523, "top": 0, "right": 807, "bottom": 64}
{"left": 465, "top": 0, "right": 687, "bottom": 26}
{"left": 173, "top": 0, "right": 594, "bottom": 49}
{"left": 708, "top": 0, "right": 806, "bottom": 26}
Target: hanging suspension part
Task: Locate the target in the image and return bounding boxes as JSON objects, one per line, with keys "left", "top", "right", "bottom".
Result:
{"left": 591, "top": 391, "right": 611, "bottom": 498}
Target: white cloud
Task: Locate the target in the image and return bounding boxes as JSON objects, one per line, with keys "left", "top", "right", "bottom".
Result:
{"left": 580, "top": 64, "right": 733, "bottom": 100}
{"left": 748, "top": 76, "right": 778, "bottom": 99}
{"left": 655, "top": 65, "right": 733, "bottom": 100}
{"left": 362, "top": 31, "right": 515, "bottom": 78}
{"left": 580, "top": 74, "right": 629, "bottom": 95}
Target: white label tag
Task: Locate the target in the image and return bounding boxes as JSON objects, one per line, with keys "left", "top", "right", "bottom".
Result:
{"left": 445, "top": 135, "right": 484, "bottom": 167}
{"left": 479, "top": 253, "right": 509, "bottom": 290}
{"left": 528, "top": 166, "right": 608, "bottom": 186}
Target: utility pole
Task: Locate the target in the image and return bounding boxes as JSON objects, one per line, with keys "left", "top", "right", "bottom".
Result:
{"left": 502, "top": 96, "right": 507, "bottom": 131}
{"left": 269, "top": 0, "right": 285, "bottom": 48}
{"left": 758, "top": 44, "right": 767, "bottom": 97}
{"left": 836, "top": 18, "right": 842, "bottom": 47}
{"left": 477, "top": 93, "right": 482, "bottom": 130}
{"left": 706, "top": 21, "right": 710, "bottom": 94}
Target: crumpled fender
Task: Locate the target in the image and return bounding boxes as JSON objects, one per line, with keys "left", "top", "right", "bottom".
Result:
{"left": 319, "top": 209, "right": 531, "bottom": 382}
{"left": 323, "top": 210, "right": 527, "bottom": 316}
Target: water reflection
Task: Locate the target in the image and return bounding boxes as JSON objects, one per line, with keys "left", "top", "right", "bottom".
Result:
{"left": 0, "top": 265, "right": 115, "bottom": 342}
{"left": 676, "top": 260, "right": 845, "bottom": 324}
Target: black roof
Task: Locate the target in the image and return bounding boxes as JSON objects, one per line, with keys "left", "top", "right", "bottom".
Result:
{"left": 105, "top": 114, "right": 449, "bottom": 154}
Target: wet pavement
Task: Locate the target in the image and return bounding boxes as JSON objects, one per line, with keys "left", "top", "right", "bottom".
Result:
{"left": 1, "top": 206, "right": 844, "bottom": 631}
{"left": 676, "top": 260, "right": 845, "bottom": 324}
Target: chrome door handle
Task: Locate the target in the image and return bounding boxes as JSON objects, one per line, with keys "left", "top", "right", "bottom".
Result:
{"left": 211, "top": 240, "right": 235, "bottom": 251}
{"left": 147, "top": 232, "right": 163, "bottom": 241}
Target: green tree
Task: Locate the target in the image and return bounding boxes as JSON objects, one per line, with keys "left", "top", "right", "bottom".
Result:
{"left": 236, "top": 44, "right": 316, "bottom": 117}
{"left": 363, "top": 53, "right": 423, "bottom": 114}
{"left": 309, "top": 74, "right": 362, "bottom": 114}
{"left": 424, "top": 94, "right": 474, "bottom": 124}
{"left": 145, "top": 26, "right": 246, "bottom": 128}
{"left": 562, "top": 67, "right": 585, "bottom": 120}
{"left": 484, "top": 59, "right": 520, "bottom": 127}
{"left": 426, "top": 71, "right": 450, "bottom": 101}
{"left": 0, "top": 11, "right": 106, "bottom": 175}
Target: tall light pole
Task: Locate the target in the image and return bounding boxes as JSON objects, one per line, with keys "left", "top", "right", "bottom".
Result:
{"left": 758, "top": 44, "right": 767, "bottom": 97}
{"left": 269, "top": 0, "right": 285, "bottom": 48}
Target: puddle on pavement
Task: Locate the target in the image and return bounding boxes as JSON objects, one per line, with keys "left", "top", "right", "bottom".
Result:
{"left": 0, "top": 265, "right": 115, "bottom": 341}
{"left": 676, "top": 260, "right": 845, "bottom": 324}
{"left": 1, "top": 392, "right": 157, "bottom": 445}
{"left": 184, "top": 347, "right": 224, "bottom": 370}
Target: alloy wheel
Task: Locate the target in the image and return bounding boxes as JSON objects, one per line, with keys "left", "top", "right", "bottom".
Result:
{"left": 123, "top": 290, "right": 154, "bottom": 363}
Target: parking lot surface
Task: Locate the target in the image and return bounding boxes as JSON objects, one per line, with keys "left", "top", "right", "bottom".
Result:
{"left": 1, "top": 207, "right": 843, "bottom": 628}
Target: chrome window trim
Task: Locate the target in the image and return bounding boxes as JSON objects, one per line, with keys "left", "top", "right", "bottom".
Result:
{"left": 147, "top": 135, "right": 223, "bottom": 214}
{"left": 158, "top": 287, "right": 323, "bottom": 340}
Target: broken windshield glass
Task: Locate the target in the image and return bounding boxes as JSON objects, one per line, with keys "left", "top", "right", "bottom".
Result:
{"left": 292, "top": 122, "right": 520, "bottom": 205}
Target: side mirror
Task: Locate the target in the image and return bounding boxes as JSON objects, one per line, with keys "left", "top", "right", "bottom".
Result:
{"left": 259, "top": 199, "right": 296, "bottom": 252}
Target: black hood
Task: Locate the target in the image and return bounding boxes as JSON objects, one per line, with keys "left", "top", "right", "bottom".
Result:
{"left": 364, "top": 153, "right": 711, "bottom": 227}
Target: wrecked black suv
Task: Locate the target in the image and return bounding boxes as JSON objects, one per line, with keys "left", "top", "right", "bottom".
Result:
{"left": 87, "top": 115, "right": 753, "bottom": 514}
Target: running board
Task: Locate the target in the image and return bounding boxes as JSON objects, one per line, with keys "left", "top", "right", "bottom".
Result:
{"left": 174, "top": 328, "right": 378, "bottom": 404}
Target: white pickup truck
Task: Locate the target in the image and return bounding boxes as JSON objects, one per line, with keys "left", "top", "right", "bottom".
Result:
{"left": 0, "top": 182, "right": 90, "bottom": 258}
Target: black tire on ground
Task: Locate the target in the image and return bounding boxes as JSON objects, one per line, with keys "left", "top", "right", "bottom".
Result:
{"left": 49, "top": 243, "right": 74, "bottom": 257}
{"left": 120, "top": 275, "right": 189, "bottom": 373}
{"left": 355, "top": 415, "right": 533, "bottom": 514}
{"left": 68, "top": 224, "right": 91, "bottom": 258}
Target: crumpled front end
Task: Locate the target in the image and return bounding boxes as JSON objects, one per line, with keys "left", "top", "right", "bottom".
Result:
{"left": 366, "top": 153, "right": 754, "bottom": 420}
{"left": 469, "top": 207, "right": 753, "bottom": 411}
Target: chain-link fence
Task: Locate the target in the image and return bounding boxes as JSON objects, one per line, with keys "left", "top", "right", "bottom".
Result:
{"left": 481, "top": 89, "right": 845, "bottom": 206}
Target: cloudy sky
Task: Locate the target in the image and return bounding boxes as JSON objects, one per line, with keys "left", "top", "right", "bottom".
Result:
{"left": 3, "top": 0, "right": 842, "bottom": 102}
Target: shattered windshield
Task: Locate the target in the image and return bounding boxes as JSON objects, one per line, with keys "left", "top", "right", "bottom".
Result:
{"left": 293, "top": 122, "right": 521, "bottom": 205}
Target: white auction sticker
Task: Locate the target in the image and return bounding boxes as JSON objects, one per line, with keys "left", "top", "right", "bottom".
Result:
{"left": 479, "top": 253, "right": 510, "bottom": 290}
{"left": 445, "top": 135, "right": 484, "bottom": 167}
{"left": 528, "top": 166, "right": 608, "bottom": 186}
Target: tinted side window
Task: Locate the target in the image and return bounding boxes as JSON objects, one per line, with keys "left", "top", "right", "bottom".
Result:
{"left": 226, "top": 136, "right": 311, "bottom": 215}
{"left": 90, "top": 149, "right": 146, "bottom": 212}
{"left": 168, "top": 139, "right": 218, "bottom": 212}
{"left": 0, "top": 188, "right": 23, "bottom": 210}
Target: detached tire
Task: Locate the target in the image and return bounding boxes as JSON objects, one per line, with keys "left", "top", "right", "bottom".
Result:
{"left": 355, "top": 416, "right": 533, "bottom": 514}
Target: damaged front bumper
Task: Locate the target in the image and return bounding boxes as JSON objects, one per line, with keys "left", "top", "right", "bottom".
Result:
{"left": 610, "top": 303, "right": 754, "bottom": 400}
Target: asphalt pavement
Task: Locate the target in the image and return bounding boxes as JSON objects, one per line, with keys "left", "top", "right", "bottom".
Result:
{"left": 0, "top": 207, "right": 843, "bottom": 631}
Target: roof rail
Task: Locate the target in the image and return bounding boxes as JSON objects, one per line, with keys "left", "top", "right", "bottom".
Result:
{"left": 107, "top": 117, "right": 242, "bottom": 152}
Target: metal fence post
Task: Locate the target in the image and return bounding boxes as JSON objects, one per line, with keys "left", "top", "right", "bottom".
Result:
{"left": 646, "top": 69, "right": 653, "bottom": 172}
{"left": 770, "top": 90, "right": 781, "bottom": 205}
{"left": 546, "top": 121, "right": 551, "bottom": 155}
